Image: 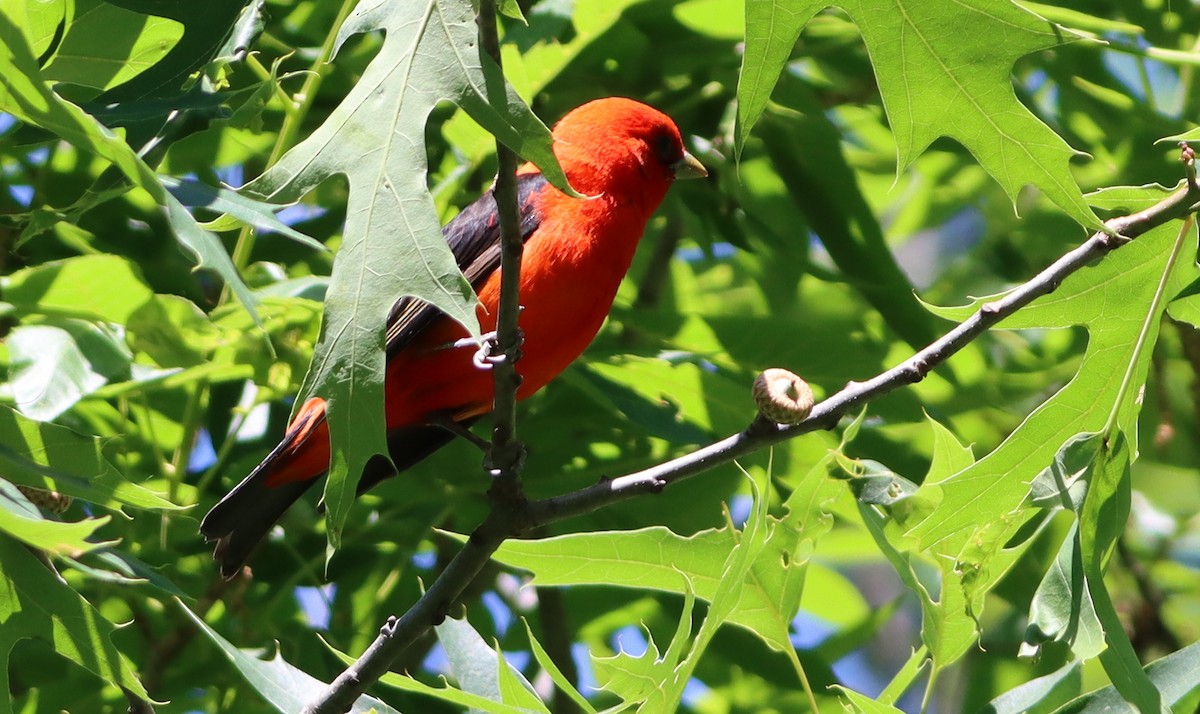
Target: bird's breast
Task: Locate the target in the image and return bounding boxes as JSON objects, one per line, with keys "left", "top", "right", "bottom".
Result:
{"left": 384, "top": 193, "right": 653, "bottom": 428}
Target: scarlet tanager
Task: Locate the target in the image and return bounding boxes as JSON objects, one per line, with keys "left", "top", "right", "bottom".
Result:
{"left": 201, "top": 98, "right": 707, "bottom": 577}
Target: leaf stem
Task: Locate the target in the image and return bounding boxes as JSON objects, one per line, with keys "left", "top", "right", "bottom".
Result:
{"left": 170, "top": 380, "right": 207, "bottom": 495}
{"left": 243, "top": 53, "right": 300, "bottom": 118}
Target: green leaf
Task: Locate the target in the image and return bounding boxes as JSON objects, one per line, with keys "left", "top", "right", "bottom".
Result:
{"left": 126, "top": 294, "right": 223, "bottom": 368}
{"left": 0, "top": 479, "right": 111, "bottom": 556}
{"left": 39, "top": 0, "right": 184, "bottom": 97}
{"left": 1158, "top": 126, "right": 1200, "bottom": 144}
{"left": 436, "top": 616, "right": 547, "bottom": 712}
{"left": 0, "top": 407, "right": 176, "bottom": 512}
{"left": 480, "top": 518, "right": 807, "bottom": 654}
{"left": 0, "top": 3, "right": 260, "bottom": 319}
{"left": 843, "top": 419, "right": 998, "bottom": 684}
{"left": 737, "top": 0, "right": 1101, "bottom": 230}
{"left": 521, "top": 619, "right": 597, "bottom": 714}
{"left": 495, "top": 640, "right": 548, "bottom": 711}
{"left": 0, "top": 535, "right": 149, "bottom": 707}
{"left": 439, "top": 0, "right": 640, "bottom": 174}
{"left": 1052, "top": 640, "right": 1200, "bottom": 714}
{"left": 1020, "top": 521, "right": 1104, "bottom": 661}
{"left": 1015, "top": 1, "right": 1142, "bottom": 35}
{"left": 93, "top": 0, "right": 259, "bottom": 102}
{"left": 241, "top": 0, "right": 567, "bottom": 545}
{"left": 592, "top": 577, "right": 697, "bottom": 712}
{"left": 909, "top": 221, "right": 1194, "bottom": 547}
{"left": 1086, "top": 182, "right": 1185, "bottom": 213}
{"left": 1079, "top": 434, "right": 1164, "bottom": 712}
{"left": 877, "top": 647, "right": 929, "bottom": 706}
{"left": 895, "top": 217, "right": 1193, "bottom": 687}
{"left": 575, "top": 357, "right": 733, "bottom": 440}
{"left": 663, "top": 466, "right": 775, "bottom": 709}
{"left": 6, "top": 320, "right": 131, "bottom": 421}
{"left": 324, "top": 633, "right": 536, "bottom": 714}
{"left": 12, "top": 0, "right": 65, "bottom": 58}
{"left": 981, "top": 661, "right": 1081, "bottom": 714}
{"left": 0, "top": 255, "right": 154, "bottom": 324}
{"left": 1019, "top": 439, "right": 1108, "bottom": 664}
{"left": 845, "top": 459, "right": 920, "bottom": 508}
{"left": 856, "top": 479, "right": 976, "bottom": 680}
{"left": 63, "top": 548, "right": 189, "bottom": 598}
{"left": 181, "top": 601, "right": 397, "bottom": 714}
{"left": 161, "top": 176, "right": 326, "bottom": 251}
{"left": 925, "top": 414, "right": 975, "bottom": 481}
{"left": 832, "top": 686, "right": 905, "bottom": 713}
{"left": 497, "top": 0, "right": 526, "bottom": 23}
{"left": 756, "top": 100, "right": 938, "bottom": 349}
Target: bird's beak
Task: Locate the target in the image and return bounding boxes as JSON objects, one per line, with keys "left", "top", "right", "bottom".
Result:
{"left": 671, "top": 151, "right": 708, "bottom": 180}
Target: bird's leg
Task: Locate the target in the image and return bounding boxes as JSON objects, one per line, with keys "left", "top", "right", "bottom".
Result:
{"left": 427, "top": 413, "right": 491, "bottom": 452}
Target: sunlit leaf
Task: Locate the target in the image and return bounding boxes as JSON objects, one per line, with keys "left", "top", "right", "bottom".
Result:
{"left": 0, "top": 536, "right": 149, "bottom": 705}
{"left": 0, "top": 407, "right": 176, "bottom": 512}
{"left": 737, "top": 0, "right": 1101, "bottom": 230}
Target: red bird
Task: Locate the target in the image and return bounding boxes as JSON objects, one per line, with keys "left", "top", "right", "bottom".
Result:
{"left": 201, "top": 98, "right": 707, "bottom": 577}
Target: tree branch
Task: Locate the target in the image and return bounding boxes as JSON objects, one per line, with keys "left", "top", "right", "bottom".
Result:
{"left": 304, "top": 150, "right": 1200, "bottom": 712}
{"left": 478, "top": 0, "right": 527, "bottom": 501}
{"left": 302, "top": 2, "right": 529, "bottom": 711}
{"left": 530, "top": 175, "right": 1200, "bottom": 525}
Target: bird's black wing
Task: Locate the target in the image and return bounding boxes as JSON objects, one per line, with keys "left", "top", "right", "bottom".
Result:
{"left": 385, "top": 172, "right": 548, "bottom": 358}
{"left": 200, "top": 174, "right": 551, "bottom": 577}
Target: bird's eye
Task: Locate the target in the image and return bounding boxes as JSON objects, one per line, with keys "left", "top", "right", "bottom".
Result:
{"left": 652, "top": 131, "right": 679, "bottom": 165}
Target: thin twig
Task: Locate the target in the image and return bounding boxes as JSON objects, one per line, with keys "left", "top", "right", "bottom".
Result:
{"left": 303, "top": 508, "right": 514, "bottom": 713}
{"left": 303, "top": 155, "right": 1200, "bottom": 713}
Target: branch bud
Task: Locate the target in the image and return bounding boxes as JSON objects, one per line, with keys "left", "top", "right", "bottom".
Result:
{"left": 752, "top": 369, "right": 814, "bottom": 425}
{"left": 17, "top": 485, "right": 73, "bottom": 514}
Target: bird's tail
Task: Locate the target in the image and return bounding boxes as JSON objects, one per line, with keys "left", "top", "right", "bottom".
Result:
{"left": 200, "top": 397, "right": 331, "bottom": 578}
{"left": 200, "top": 398, "right": 473, "bottom": 578}
{"left": 199, "top": 456, "right": 318, "bottom": 579}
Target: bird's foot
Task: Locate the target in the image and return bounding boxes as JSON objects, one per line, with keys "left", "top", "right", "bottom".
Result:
{"left": 467, "top": 329, "right": 524, "bottom": 370}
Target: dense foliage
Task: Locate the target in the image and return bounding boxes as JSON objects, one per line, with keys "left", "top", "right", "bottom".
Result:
{"left": 2, "top": 0, "right": 1199, "bottom": 712}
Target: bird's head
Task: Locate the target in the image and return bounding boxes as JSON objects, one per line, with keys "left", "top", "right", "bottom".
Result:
{"left": 547, "top": 97, "right": 706, "bottom": 207}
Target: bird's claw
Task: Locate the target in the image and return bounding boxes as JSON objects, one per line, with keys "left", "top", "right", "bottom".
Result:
{"left": 472, "top": 329, "right": 524, "bottom": 370}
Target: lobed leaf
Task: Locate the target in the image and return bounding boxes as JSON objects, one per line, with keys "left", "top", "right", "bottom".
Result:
{"left": 182, "top": 602, "right": 397, "bottom": 714}
{"left": 0, "top": 536, "right": 150, "bottom": 710}
{"left": 737, "top": 0, "right": 1102, "bottom": 230}
{"left": 240, "top": 0, "right": 567, "bottom": 545}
